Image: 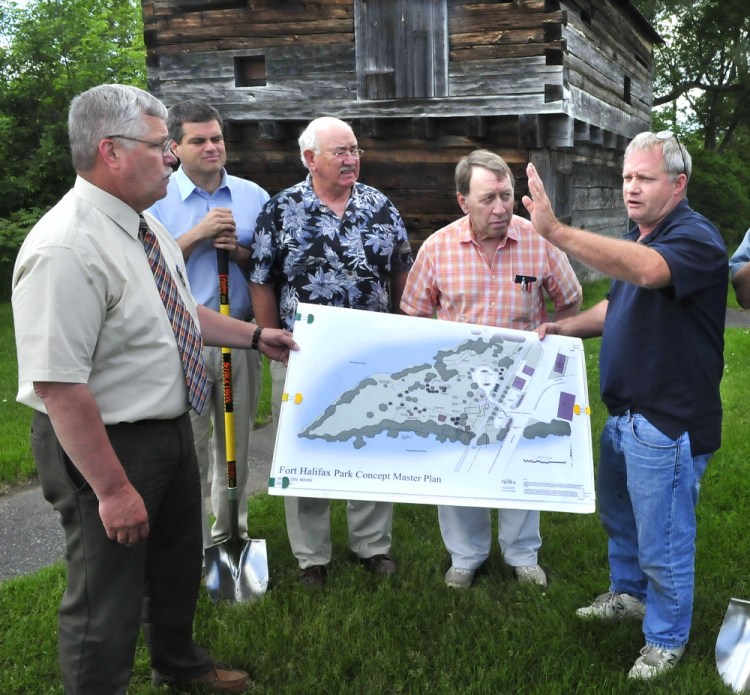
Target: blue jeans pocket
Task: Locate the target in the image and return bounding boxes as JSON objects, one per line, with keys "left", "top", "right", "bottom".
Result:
{"left": 629, "top": 415, "right": 679, "bottom": 450}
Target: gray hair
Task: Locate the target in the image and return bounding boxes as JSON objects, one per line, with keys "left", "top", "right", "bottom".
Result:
{"left": 69, "top": 84, "right": 167, "bottom": 172}
{"left": 297, "top": 116, "right": 353, "bottom": 169}
{"left": 625, "top": 131, "right": 692, "bottom": 183}
{"left": 455, "top": 149, "right": 515, "bottom": 197}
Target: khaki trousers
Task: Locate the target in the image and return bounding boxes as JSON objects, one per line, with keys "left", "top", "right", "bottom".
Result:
{"left": 191, "top": 344, "right": 262, "bottom": 546}
{"left": 270, "top": 361, "right": 393, "bottom": 567}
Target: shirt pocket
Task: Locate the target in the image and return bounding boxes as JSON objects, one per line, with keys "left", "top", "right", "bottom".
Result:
{"left": 510, "top": 273, "right": 540, "bottom": 329}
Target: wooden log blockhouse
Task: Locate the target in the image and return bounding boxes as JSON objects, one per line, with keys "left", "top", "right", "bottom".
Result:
{"left": 142, "top": 0, "right": 661, "bottom": 276}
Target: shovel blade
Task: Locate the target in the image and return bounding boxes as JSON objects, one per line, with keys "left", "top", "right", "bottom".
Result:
{"left": 204, "top": 537, "right": 268, "bottom": 603}
{"left": 717, "top": 598, "right": 750, "bottom": 692}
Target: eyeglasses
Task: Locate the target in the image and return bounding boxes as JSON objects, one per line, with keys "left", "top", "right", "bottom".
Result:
{"left": 325, "top": 147, "right": 364, "bottom": 159}
{"left": 655, "top": 130, "right": 686, "bottom": 175}
{"left": 105, "top": 134, "right": 174, "bottom": 157}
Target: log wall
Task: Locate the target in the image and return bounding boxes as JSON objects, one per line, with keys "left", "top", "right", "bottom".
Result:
{"left": 141, "top": 0, "right": 658, "bottom": 249}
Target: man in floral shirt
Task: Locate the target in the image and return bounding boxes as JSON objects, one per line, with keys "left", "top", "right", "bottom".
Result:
{"left": 249, "top": 116, "right": 413, "bottom": 588}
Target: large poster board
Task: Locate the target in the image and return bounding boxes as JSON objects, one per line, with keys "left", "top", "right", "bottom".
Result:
{"left": 268, "top": 303, "right": 595, "bottom": 513}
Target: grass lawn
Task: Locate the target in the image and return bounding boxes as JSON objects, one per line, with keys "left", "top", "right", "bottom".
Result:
{"left": 0, "top": 303, "right": 35, "bottom": 488}
{"left": 2, "top": 289, "right": 750, "bottom": 693}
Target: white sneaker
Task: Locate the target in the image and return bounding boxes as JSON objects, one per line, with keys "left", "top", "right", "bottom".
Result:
{"left": 628, "top": 644, "right": 685, "bottom": 679}
{"left": 514, "top": 564, "right": 547, "bottom": 587}
{"left": 576, "top": 591, "right": 646, "bottom": 620}
{"left": 444, "top": 566, "right": 475, "bottom": 588}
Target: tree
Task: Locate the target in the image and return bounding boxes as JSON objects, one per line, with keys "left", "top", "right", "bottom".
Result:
{"left": 0, "top": 0, "right": 146, "bottom": 217}
{"left": 631, "top": 0, "right": 750, "bottom": 243}
{"left": 632, "top": 0, "right": 750, "bottom": 152}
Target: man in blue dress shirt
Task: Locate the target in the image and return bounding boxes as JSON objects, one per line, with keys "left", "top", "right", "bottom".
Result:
{"left": 149, "top": 100, "right": 269, "bottom": 547}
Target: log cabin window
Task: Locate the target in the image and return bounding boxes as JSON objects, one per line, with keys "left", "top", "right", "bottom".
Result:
{"left": 234, "top": 56, "right": 267, "bottom": 87}
{"left": 623, "top": 75, "right": 632, "bottom": 105}
{"left": 354, "top": 0, "right": 448, "bottom": 100}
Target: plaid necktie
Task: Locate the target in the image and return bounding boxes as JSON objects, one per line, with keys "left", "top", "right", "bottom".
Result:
{"left": 139, "top": 215, "right": 209, "bottom": 414}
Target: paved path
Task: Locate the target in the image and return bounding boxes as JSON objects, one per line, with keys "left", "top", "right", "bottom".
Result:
{"left": 0, "top": 423, "right": 275, "bottom": 582}
{"left": 2, "top": 309, "right": 749, "bottom": 582}
{"left": 727, "top": 307, "right": 750, "bottom": 329}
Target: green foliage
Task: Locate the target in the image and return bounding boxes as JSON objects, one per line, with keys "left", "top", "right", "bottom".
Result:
{"left": 687, "top": 147, "right": 750, "bottom": 250}
{"left": 0, "top": 0, "right": 146, "bottom": 217}
{"left": 1, "top": 286, "right": 750, "bottom": 692}
{"left": 0, "top": 304, "right": 35, "bottom": 488}
{"left": 0, "top": 207, "right": 47, "bottom": 301}
{"left": 636, "top": 0, "right": 750, "bottom": 152}
{"left": 2, "top": 327, "right": 750, "bottom": 693}
{"left": 257, "top": 357, "right": 273, "bottom": 426}
{"left": 629, "top": 0, "right": 750, "bottom": 250}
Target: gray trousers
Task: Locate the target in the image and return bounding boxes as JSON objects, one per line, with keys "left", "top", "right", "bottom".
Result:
{"left": 32, "top": 412, "right": 211, "bottom": 695}
{"left": 438, "top": 505, "right": 542, "bottom": 570}
{"left": 271, "top": 361, "right": 393, "bottom": 567}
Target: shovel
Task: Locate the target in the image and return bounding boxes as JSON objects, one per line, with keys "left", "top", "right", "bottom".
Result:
{"left": 716, "top": 598, "right": 750, "bottom": 692}
{"left": 204, "top": 248, "right": 269, "bottom": 602}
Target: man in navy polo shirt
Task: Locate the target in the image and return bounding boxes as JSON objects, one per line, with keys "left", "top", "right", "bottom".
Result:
{"left": 522, "top": 131, "right": 727, "bottom": 680}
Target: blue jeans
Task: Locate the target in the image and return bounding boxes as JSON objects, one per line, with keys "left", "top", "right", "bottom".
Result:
{"left": 598, "top": 413, "right": 711, "bottom": 649}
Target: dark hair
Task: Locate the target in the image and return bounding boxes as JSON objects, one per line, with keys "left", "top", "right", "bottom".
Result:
{"left": 167, "top": 100, "right": 224, "bottom": 143}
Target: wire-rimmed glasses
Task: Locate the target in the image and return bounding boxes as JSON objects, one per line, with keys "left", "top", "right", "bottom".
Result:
{"left": 105, "top": 134, "right": 175, "bottom": 157}
{"left": 325, "top": 147, "right": 364, "bottom": 159}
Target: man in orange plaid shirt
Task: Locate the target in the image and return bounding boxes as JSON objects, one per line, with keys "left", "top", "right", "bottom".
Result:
{"left": 400, "top": 149, "right": 582, "bottom": 589}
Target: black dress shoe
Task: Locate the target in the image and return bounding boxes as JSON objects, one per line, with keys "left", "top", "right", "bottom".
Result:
{"left": 300, "top": 564, "right": 327, "bottom": 589}
{"left": 359, "top": 553, "right": 397, "bottom": 576}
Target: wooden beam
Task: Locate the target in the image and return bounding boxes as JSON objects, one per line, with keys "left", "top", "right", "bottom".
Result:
{"left": 358, "top": 119, "right": 384, "bottom": 139}
{"left": 466, "top": 116, "right": 487, "bottom": 138}
{"left": 224, "top": 120, "right": 243, "bottom": 144}
{"left": 259, "top": 120, "right": 285, "bottom": 141}
{"left": 544, "top": 84, "right": 565, "bottom": 103}
{"left": 520, "top": 114, "right": 544, "bottom": 149}
{"left": 545, "top": 114, "right": 574, "bottom": 148}
{"left": 602, "top": 130, "right": 618, "bottom": 149}
{"left": 574, "top": 119, "right": 590, "bottom": 144}
{"left": 411, "top": 117, "right": 438, "bottom": 140}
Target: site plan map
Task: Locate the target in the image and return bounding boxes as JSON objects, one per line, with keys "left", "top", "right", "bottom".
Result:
{"left": 268, "top": 303, "right": 595, "bottom": 513}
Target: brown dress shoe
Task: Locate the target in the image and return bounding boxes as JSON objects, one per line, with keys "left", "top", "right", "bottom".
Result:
{"left": 300, "top": 564, "right": 327, "bottom": 589}
{"left": 359, "top": 553, "right": 397, "bottom": 576}
{"left": 152, "top": 663, "right": 249, "bottom": 693}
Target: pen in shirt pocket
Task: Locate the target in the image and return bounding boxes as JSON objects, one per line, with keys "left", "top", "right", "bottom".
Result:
{"left": 175, "top": 264, "right": 186, "bottom": 287}
{"left": 514, "top": 274, "right": 537, "bottom": 293}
